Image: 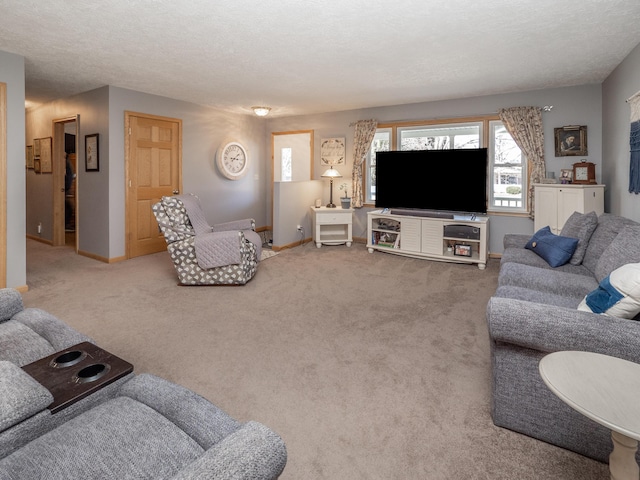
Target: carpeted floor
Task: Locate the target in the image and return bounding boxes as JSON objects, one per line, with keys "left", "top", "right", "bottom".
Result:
{"left": 21, "top": 239, "right": 609, "bottom": 479}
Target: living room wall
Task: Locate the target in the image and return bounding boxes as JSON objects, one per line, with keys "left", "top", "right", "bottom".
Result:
{"left": 266, "top": 84, "right": 604, "bottom": 254}
{"left": 25, "top": 86, "right": 268, "bottom": 261}
{"left": 602, "top": 41, "right": 640, "bottom": 222}
{"left": 0, "top": 50, "right": 26, "bottom": 289}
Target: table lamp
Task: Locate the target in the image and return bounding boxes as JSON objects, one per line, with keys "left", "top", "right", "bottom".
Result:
{"left": 321, "top": 167, "right": 342, "bottom": 208}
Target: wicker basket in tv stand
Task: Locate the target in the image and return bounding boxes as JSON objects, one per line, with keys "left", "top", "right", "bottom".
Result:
{"left": 366, "top": 209, "right": 489, "bottom": 269}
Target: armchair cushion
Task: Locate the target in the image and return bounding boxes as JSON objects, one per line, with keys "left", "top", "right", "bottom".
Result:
{"left": 194, "top": 231, "right": 243, "bottom": 269}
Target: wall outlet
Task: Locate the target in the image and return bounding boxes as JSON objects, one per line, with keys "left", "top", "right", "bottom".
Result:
{"left": 297, "top": 225, "right": 302, "bottom": 231}
{"left": 37, "top": 222, "right": 42, "bottom": 234}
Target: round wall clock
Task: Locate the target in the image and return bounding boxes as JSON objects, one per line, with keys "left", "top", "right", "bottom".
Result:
{"left": 216, "top": 141, "right": 249, "bottom": 180}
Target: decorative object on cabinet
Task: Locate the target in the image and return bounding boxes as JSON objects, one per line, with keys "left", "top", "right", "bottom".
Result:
{"left": 454, "top": 244, "right": 472, "bottom": 257}
{"left": 560, "top": 168, "right": 573, "bottom": 184}
{"left": 321, "top": 167, "right": 342, "bottom": 208}
{"left": 216, "top": 140, "right": 248, "bottom": 180}
{"left": 554, "top": 125, "right": 588, "bottom": 156}
{"left": 85, "top": 133, "right": 99, "bottom": 171}
{"left": 320, "top": 137, "right": 346, "bottom": 165}
{"left": 572, "top": 160, "right": 597, "bottom": 184}
{"left": 339, "top": 182, "right": 351, "bottom": 209}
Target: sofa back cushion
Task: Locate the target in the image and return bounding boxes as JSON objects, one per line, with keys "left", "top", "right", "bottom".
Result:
{"left": 582, "top": 214, "right": 639, "bottom": 274}
{"left": 560, "top": 211, "right": 598, "bottom": 265}
{"left": 595, "top": 224, "right": 640, "bottom": 282}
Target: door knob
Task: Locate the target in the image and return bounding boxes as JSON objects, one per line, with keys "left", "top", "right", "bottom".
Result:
{"left": 173, "top": 190, "right": 179, "bottom": 194}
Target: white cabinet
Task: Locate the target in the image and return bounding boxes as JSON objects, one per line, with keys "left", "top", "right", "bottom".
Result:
{"left": 534, "top": 184, "right": 605, "bottom": 234}
{"left": 367, "top": 210, "right": 489, "bottom": 269}
{"left": 310, "top": 206, "right": 353, "bottom": 248}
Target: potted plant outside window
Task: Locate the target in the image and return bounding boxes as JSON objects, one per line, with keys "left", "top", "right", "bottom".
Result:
{"left": 339, "top": 183, "right": 351, "bottom": 209}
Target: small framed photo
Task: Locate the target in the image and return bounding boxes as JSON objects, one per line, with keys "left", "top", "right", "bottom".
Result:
{"left": 39, "top": 137, "right": 52, "bottom": 173}
{"left": 454, "top": 244, "right": 472, "bottom": 257}
{"left": 554, "top": 126, "right": 588, "bottom": 157}
{"left": 85, "top": 133, "right": 99, "bottom": 171}
{"left": 560, "top": 168, "right": 573, "bottom": 183}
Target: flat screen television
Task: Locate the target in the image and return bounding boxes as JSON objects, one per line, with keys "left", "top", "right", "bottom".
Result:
{"left": 375, "top": 148, "right": 488, "bottom": 215}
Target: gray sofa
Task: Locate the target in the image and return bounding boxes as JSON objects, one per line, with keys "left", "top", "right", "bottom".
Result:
{"left": 0, "top": 289, "right": 287, "bottom": 478}
{"left": 487, "top": 212, "right": 640, "bottom": 463}
{"left": 0, "top": 365, "right": 287, "bottom": 479}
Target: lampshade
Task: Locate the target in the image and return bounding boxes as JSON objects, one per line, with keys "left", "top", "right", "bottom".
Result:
{"left": 252, "top": 106, "right": 271, "bottom": 117}
{"left": 321, "top": 167, "right": 342, "bottom": 178}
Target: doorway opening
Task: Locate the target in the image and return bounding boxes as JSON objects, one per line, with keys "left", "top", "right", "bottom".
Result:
{"left": 53, "top": 116, "right": 79, "bottom": 250}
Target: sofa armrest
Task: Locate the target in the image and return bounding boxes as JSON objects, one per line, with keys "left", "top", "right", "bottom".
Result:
{"left": 211, "top": 219, "right": 255, "bottom": 233}
{"left": 169, "top": 421, "right": 287, "bottom": 480}
{"left": 0, "top": 361, "right": 52, "bottom": 432}
{"left": 120, "top": 374, "right": 241, "bottom": 449}
{"left": 0, "top": 289, "right": 24, "bottom": 323}
{"left": 487, "top": 296, "right": 640, "bottom": 362}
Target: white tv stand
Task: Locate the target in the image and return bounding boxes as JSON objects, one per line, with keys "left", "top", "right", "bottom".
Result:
{"left": 367, "top": 209, "right": 489, "bottom": 269}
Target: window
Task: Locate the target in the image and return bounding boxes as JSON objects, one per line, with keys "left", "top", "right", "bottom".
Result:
{"left": 364, "top": 117, "right": 527, "bottom": 213}
{"left": 489, "top": 121, "right": 525, "bottom": 211}
{"left": 366, "top": 128, "right": 391, "bottom": 202}
{"left": 281, "top": 147, "right": 292, "bottom": 182}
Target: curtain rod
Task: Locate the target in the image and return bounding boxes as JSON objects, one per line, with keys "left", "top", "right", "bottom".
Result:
{"left": 626, "top": 90, "right": 640, "bottom": 103}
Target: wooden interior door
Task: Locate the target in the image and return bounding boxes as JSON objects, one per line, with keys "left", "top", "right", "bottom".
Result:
{"left": 125, "top": 112, "right": 182, "bottom": 259}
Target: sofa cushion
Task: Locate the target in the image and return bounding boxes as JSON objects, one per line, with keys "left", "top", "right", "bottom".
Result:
{"left": 582, "top": 214, "right": 639, "bottom": 274}
{"left": 594, "top": 225, "right": 640, "bottom": 282}
{"left": 525, "top": 226, "right": 578, "bottom": 268}
{"left": 498, "top": 262, "right": 598, "bottom": 298}
{"left": 0, "top": 396, "right": 204, "bottom": 479}
{"left": 0, "top": 361, "right": 53, "bottom": 432}
{"left": 578, "top": 263, "right": 640, "bottom": 319}
{"left": 560, "top": 211, "right": 598, "bottom": 265}
{"left": 0, "top": 320, "right": 57, "bottom": 366}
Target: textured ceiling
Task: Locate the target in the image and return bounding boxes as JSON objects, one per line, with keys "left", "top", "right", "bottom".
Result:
{"left": 1, "top": 0, "right": 640, "bottom": 117}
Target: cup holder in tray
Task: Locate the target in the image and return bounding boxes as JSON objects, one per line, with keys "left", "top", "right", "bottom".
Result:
{"left": 50, "top": 350, "right": 87, "bottom": 368}
{"left": 73, "top": 363, "right": 111, "bottom": 384}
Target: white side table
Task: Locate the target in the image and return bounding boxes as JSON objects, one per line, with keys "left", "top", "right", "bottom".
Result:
{"left": 539, "top": 351, "right": 640, "bottom": 480}
{"left": 310, "top": 206, "right": 353, "bottom": 248}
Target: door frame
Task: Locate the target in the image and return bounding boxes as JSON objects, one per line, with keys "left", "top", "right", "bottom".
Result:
{"left": 52, "top": 116, "right": 79, "bottom": 250}
{"left": 124, "top": 111, "right": 183, "bottom": 259}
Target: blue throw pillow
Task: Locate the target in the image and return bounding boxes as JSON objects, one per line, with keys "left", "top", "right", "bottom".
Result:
{"left": 525, "top": 226, "right": 579, "bottom": 267}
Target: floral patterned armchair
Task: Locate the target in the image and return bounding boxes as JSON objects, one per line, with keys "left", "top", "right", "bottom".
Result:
{"left": 152, "top": 194, "right": 261, "bottom": 285}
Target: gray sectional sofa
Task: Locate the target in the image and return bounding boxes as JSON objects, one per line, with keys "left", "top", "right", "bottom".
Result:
{"left": 487, "top": 212, "right": 640, "bottom": 463}
{"left": 0, "top": 289, "right": 287, "bottom": 479}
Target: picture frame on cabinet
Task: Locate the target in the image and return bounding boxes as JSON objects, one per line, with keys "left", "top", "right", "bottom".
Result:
{"left": 560, "top": 169, "right": 573, "bottom": 183}
{"left": 554, "top": 125, "right": 588, "bottom": 157}
{"left": 454, "top": 244, "right": 472, "bottom": 257}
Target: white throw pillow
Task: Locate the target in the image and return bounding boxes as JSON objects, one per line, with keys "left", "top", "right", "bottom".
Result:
{"left": 578, "top": 262, "right": 640, "bottom": 319}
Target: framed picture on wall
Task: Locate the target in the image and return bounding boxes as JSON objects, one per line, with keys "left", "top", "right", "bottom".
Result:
{"left": 26, "top": 145, "right": 34, "bottom": 169}
{"left": 34, "top": 157, "right": 41, "bottom": 174}
{"left": 85, "top": 133, "right": 99, "bottom": 171}
{"left": 39, "top": 137, "right": 52, "bottom": 173}
{"left": 320, "top": 137, "right": 346, "bottom": 165}
{"left": 33, "top": 138, "right": 41, "bottom": 157}
{"left": 554, "top": 125, "right": 588, "bottom": 157}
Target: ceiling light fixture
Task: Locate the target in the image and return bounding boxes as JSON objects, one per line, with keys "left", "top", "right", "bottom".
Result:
{"left": 252, "top": 106, "right": 271, "bottom": 117}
